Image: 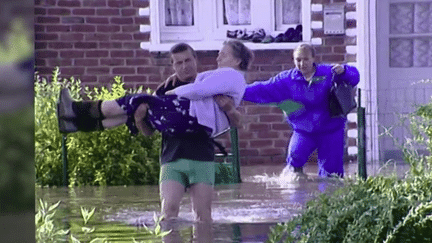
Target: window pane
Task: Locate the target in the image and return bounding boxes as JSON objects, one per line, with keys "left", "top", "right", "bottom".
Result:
{"left": 165, "top": 0, "right": 194, "bottom": 26}
{"left": 223, "top": 0, "right": 251, "bottom": 25}
{"left": 282, "top": 0, "right": 301, "bottom": 25}
{"left": 390, "top": 3, "right": 414, "bottom": 34}
{"left": 390, "top": 38, "right": 413, "bottom": 67}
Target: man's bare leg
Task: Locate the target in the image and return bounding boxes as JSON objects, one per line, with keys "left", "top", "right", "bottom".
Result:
{"left": 160, "top": 180, "right": 186, "bottom": 220}
{"left": 189, "top": 183, "right": 213, "bottom": 222}
{"left": 193, "top": 221, "right": 213, "bottom": 243}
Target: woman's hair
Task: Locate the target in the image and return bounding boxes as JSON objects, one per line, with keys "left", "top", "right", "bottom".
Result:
{"left": 169, "top": 42, "right": 197, "bottom": 59}
{"left": 294, "top": 43, "right": 316, "bottom": 57}
{"left": 223, "top": 40, "right": 255, "bottom": 71}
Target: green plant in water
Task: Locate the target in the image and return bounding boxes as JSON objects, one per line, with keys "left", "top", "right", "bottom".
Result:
{"left": 36, "top": 199, "right": 69, "bottom": 242}
{"left": 36, "top": 199, "right": 173, "bottom": 242}
{"left": 71, "top": 205, "right": 107, "bottom": 243}
{"left": 36, "top": 199, "right": 107, "bottom": 243}
{"left": 139, "top": 213, "right": 172, "bottom": 238}
{"left": 81, "top": 207, "right": 96, "bottom": 225}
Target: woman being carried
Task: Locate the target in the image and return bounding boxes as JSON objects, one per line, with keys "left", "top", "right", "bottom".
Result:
{"left": 57, "top": 40, "right": 254, "bottom": 138}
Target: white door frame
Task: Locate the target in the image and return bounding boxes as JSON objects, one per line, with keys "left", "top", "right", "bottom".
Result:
{"left": 357, "top": 0, "right": 380, "bottom": 165}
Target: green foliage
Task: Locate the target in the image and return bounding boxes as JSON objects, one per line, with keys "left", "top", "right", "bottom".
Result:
{"left": 36, "top": 199, "right": 69, "bottom": 242}
{"left": 414, "top": 102, "right": 432, "bottom": 169}
{"left": 215, "top": 162, "right": 235, "bottom": 185}
{"left": 0, "top": 18, "right": 32, "bottom": 64}
{"left": 267, "top": 175, "right": 432, "bottom": 243}
{"left": 267, "top": 81, "right": 432, "bottom": 242}
{"left": 35, "top": 67, "right": 161, "bottom": 187}
{"left": 141, "top": 213, "right": 172, "bottom": 238}
{"left": 36, "top": 199, "right": 171, "bottom": 243}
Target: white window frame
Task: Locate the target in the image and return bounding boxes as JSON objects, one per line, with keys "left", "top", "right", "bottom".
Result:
{"left": 159, "top": 0, "right": 203, "bottom": 42}
{"left": 146, "top": 0, "right": 311, "bottom": 51}
{"left": 274, "top": 0, "right": 303, "bottom": 31}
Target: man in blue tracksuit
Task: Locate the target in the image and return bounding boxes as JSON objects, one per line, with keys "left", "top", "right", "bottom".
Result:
{"left": 243, "top": 44, "right": 360, "bottom": 177}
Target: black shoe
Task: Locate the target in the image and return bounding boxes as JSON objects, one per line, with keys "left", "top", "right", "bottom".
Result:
{"left": 261, "top": 35, "right": 274, "bottom": 43}
{"left": 274, "top": 33, "right": 284, "bottom": 42}
{"left": 251, "top": 29, "right": 266, "bottom": 43}
{"left": 227, "top": 30, "right": 238, "bottom": 38}
{"left": 57, "top": 88, "right": 75, "bottom": 119}
{"left": 58, "top": 114, "right": 78, "bottom": 133}
{"left": 291, "top": 25, "right": 302, "bottom": 42}
{"left": 239, "top": 29, "right": 254, "bottom": 40}
{"left": 284, "top": 28, "right": 295, "bottom": 42}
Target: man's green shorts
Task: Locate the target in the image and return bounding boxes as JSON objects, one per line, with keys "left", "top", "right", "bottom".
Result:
{"left": 159, "top": 159, "right": 215, "bottom": 188}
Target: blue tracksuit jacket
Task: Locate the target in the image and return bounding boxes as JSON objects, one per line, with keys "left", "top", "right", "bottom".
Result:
{"left": 243, "top": 64, "right": 360, "bottom": 134}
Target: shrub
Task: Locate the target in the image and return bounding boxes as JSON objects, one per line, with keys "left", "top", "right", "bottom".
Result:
{"left": 35, "top": 68, "right": 161, "bottom": 187}
{"left": 267, "top": 174, "right": 432, "bottom": 243}
{"left": 267, "top": 81, "right": 432, "bottom": 242}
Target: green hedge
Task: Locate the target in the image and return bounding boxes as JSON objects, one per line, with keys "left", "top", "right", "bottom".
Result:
{"left": 35, "top": 68, "right": 161, "bottom": 187}
{"left": 267, "top": 87, "right": 432, "bottom": 243}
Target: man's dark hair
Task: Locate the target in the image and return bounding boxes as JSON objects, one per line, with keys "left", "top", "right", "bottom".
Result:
{"left": 169, "top": 42, "right": 197, "bottom": 59}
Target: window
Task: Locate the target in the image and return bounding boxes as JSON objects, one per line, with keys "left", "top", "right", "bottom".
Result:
{"left": 388, "top": 2, "right": 432, "bottom": 67}
{"left": 148, "top": 0, "right": 311, "bottom": 51}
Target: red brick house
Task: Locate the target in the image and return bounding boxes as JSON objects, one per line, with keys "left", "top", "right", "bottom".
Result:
{"left": 34, "top": 0, "right": 432, "bottom": 167}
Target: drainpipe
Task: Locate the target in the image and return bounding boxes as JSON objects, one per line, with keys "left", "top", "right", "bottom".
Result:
{"left": 358, "top": 89, "right": 367, "bottom": 180}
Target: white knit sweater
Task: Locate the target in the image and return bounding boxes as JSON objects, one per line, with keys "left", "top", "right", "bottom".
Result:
{"left": 172, "top": 67, "right": 246, "bottom": 137}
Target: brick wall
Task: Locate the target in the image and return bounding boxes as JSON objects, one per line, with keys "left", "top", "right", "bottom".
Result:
{"left": 34, "top": 0, "right": 154, "bottom": 89}
{"left": 34, "top": 0, "right": 358, "bottom": 166}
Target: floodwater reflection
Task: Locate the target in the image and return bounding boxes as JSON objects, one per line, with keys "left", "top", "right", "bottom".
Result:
{"left": 35, "top": 163, "right": 410, "bottom": 242}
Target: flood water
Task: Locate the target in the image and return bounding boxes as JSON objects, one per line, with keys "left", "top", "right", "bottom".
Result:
{"left": 35, "top": 162, "right": 410, "bottom": 242}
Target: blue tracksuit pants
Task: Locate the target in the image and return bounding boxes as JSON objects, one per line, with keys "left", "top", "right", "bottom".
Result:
{"left": 287, "top": 128, "right": 345, "bottom": 177}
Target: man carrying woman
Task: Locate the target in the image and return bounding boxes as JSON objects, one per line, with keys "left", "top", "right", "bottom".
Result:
{"left": 56, "top": 40, "right": 254, "bottom": 223}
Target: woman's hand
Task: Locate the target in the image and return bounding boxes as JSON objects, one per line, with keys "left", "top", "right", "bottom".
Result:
{"left": 331, "top": 64, "right": 345, "bottom": 75}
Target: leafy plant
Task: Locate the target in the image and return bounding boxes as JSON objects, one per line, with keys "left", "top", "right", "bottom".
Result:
{"left": 36, "top": 199, "right": 69, "bottom": 243}
{"left": 35, "top": 67, "right": 161, "bottom": 186}
{"left": 267, "top": 80, "right": 432, "bottom": 242}
{"left": 140, "top": 213, "right": 172, "bottom": 238}
{"left": 267, "top": 174, "right": 432, "bottom": 243}
{"left": 36, "top": 199, "right": 172, "bottom": 243}
{"left": 70, "top": 205, "right": 107, "bottom": 243}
